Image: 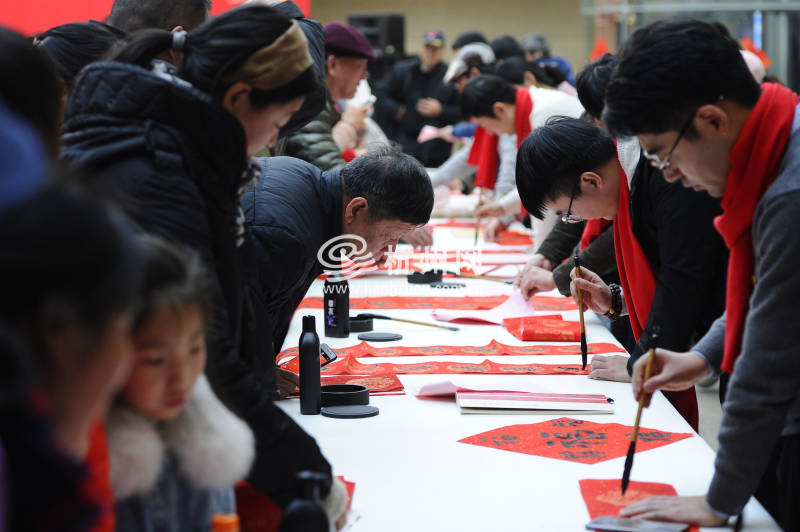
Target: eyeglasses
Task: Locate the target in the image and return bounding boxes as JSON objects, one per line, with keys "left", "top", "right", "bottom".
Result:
{"left": 561, "top": 175, "right": 583, "bottom": 224}
{"left": 642, "top": 112, "right": 695, "bottom": 172}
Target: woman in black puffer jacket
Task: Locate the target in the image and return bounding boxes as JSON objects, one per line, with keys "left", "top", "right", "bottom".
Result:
{"left": 61, "top": 4, "right": 341, "bottom": 515}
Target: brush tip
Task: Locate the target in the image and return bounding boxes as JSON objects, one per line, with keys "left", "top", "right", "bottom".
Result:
{"left": 448, "top": 326, "right": 460, "bottom": 331}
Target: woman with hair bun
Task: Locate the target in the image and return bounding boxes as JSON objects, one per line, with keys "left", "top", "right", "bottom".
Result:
{"left": 62, "top": 4, "right": 345, "bottom": 523}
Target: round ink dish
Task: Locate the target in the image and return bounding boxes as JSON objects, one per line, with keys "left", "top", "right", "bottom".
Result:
{"left": 348, "top": 315, "right": 373, "bottom": 332}
{"left": 321, "top": 405, "right": 379, "bottom": 419}
{"left": 357, "top": 332, "right": 403, "bottom": 342}
{"left": 407, "top": 270, "right": 443, "bottom": 284}
{"left": 320, "top": 384, "right": 369, "bottom": 407}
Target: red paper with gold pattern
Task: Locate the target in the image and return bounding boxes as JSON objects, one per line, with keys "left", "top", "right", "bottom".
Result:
{"left": 458, "top": 417, "right": 692, "bottom": 464}
{"left": 504, "top": 315, "right": 581, "bottom": 342}
{"left": 579, "top": 479, "right": 699, "bottom": 532}
{"left": 298, "top": 294, "right": 575, "bottom": 311}
{"left": 276, "top": 340, "right": 624, "bottom": 367}
{"left": 288, "top": 357, "right": 589, "bottom": 376}
{"left": 322, "top": 374, "right": 404, "bottom": 393}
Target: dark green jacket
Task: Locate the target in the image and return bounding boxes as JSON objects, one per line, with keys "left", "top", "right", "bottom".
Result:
{"left": 285, "top": 99, "right": 346, "bottom": 171}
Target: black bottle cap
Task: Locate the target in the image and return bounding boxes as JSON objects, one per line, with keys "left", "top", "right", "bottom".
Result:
{"left": 302, "top": 315, "right": 316, "bottom": 331}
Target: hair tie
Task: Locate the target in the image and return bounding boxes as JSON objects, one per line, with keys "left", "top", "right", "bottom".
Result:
{"left": 172, "top": 30, "right": 188, "bottom": 53}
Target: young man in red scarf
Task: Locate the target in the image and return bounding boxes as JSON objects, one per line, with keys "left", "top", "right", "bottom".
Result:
{"left": 515, "top": 117, "right": 727, "bottom": 432}
{"left": 601, "top": 19, "right": 800, "bottom": 529}
{"left": 459, "top": 74, "right": 583, "bottom": 242}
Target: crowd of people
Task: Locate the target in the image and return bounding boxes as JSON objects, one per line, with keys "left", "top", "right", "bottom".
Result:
{"left": 0, "top": 0, "right": 797, "bottom": 531}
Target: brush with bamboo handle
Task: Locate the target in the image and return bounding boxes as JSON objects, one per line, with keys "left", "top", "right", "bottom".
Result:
{"left": 356, "top": 313, "right": 460, "bottom": 332}
{"left": 621, "top": 327, "right": 660, "bottom": 494}
{"left": 573, "top": 254, "right": 588, "bottom": 370}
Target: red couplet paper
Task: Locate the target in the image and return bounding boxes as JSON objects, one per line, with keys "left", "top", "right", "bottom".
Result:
{"left": 298, "top": 295, "right": 509, "bottom": 310}
{"left": 323, "top": 374, "right": 404, "bottom": 394}
{"left": 504, "top": 315, "right": 581, "bottom": 342}
{"left": 458, "top": 417, "right": 692, "bottom": 464}
{"left": 276, "top": 340, "right": 625, "bottom": 366}
{"left": 298, "top": 294, "right": 575, "bottom": 311}
{"left": 495, "top": 230, "right": 533, "bottom": 246}
{"left": 324, "top": 358, "right": 589, "bottom": 377}
{"left": 579, "top": 479, "right": 699, "bottom": 532}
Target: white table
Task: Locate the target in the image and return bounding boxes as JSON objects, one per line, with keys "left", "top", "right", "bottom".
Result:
{"left": 277, "top": 230, "right": 778, "bottom": 531}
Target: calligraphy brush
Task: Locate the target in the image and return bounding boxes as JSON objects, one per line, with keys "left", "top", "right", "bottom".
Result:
{"left": 356, "top": 313, "right": 460, "bottom": 332}
{"left": 621, "top": 327, "right": 659, "bottom": 494}
{"left": 573, "top": 254, "right": 588, "bottom": 370}
{"left": 474, "top": 216, "right": 481, "bottom": 246}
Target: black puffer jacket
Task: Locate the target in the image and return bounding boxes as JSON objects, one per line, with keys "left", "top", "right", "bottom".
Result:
{"left": 242, "top": 156, "right": 342, "bottom": 360}
{"left": 61, "top": 61, "right": 332, "bottom": 506}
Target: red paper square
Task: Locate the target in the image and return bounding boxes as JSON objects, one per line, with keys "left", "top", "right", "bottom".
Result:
{"left": 459, "top": 417, "right": 692, "bottom": 464}
{"left": 580, "top": 479, "right": 699, "bottom": 532}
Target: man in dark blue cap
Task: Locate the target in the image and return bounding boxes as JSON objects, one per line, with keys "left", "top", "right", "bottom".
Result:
{"left": 285, "top": 22, "right": 375, "bottom": 170}
{"left": 374, "top": 29, "right": 460, "bottom": 167}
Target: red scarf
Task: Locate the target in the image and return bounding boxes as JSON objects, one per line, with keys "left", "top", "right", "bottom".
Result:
{"left": 613, "top": 160, "right": 698, "bottom": 430}
{"left": 613, "top": 171, "right": 656, "bottom": 340}
{"left": 468, "top": 88, "right": 533, "bottom": 190}
{"left": 715, "top": 83, "right": 798, "bottom": 374}
{"left": 580, "top": 219, "right": 612, "bottom": 250}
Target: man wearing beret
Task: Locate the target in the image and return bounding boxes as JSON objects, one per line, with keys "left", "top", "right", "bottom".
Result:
{"left": 286, "top": 22, "right": 375, "bottom": 170}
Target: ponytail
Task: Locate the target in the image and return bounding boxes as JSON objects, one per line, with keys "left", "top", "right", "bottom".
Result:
{"left": 109, "top": 28, "right": 174, "bottom": 69}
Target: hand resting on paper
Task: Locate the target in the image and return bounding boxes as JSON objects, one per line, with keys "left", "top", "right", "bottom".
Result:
{"left": 569, "top": 265, "right": 611, "bottom": 314}
{"left": 515, "top": 265, "right": 555, "bottom": 299}
{"left": 631, "top": 349, "right": 711, "bottom": 407}
{"left": 588, "top": 355, "right": 631, "bottom": 383}
{"left": 620, "top": 495, "right": 726, "bottom": 527}
{"left": 276, "top": 367, "right": 300, "bottom": 398}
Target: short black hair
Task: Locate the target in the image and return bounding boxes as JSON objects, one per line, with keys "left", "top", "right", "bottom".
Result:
{"left": 340, "top": 146, "right": 433, "bottom": 226}
{"left": 490, "top": 35, "right": 525, "bottom": 61}
{"left": 494, "top": 56, "right": 525, "bottom": 85}
{"left": 452, "top": 31, "right": 487, "bottom": 51}
{"left": 516, "top": 117, "right": 616, "bottom": 219}
{"left": 0, "top": 27, "right": 61, "bottom": 157}
{"left": 460, "top": 74, "right": 516, "bottom": 119}
{"left": 603, "top": 18, "right": 761, "bottom": 138}
{"left": 34, "top": 22, "right": 126, "bottom": 89}
{"left": 576, "top": 53, "right": 616, "bottom": 120}
{"left": 107, "top": 0, "right": 211, "bottom": 32}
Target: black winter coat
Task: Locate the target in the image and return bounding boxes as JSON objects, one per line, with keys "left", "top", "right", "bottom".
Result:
{"left": 61, "top": 62, "right": 331, "bottom": 506}
{"left": 374, "top": 58, "right": 460, "bottom": 167}
{"left": 242, "top": 156, "right": 342, "bottom": 360}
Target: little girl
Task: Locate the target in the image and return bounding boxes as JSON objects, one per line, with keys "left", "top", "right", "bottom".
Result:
{"left": 107, "top": 237, "right": 255, "bottom": 532}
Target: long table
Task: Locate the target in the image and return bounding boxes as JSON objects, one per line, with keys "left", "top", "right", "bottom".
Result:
{"left": 277, "top": 224, "right": 779, "bottom": 531}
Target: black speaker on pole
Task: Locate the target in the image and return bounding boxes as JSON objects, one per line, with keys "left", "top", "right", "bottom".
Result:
{"left": 347, "top": 12, "right": 406, "bottom": 82}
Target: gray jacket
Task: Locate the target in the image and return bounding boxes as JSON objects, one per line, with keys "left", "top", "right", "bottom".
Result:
{"left": 693, "top": 104, "right": 800, "bottom": 516}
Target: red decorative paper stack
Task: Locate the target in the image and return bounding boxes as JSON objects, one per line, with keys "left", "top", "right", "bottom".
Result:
{"left": 458, "top": 417, "right": 692, "bottom": 464}
{"left": 504, "top": 315, "right": 581, "bottom": 342}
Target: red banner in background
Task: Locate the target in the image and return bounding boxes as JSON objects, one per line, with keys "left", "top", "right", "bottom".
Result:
{"left": 0, "top": 0, "right": 312, "bottom": 37}
{"left": 210, "top": 0, "right": 312, "bottom": 17}
{"left": 0, "top": 0, "right": 113, "bottom": 35}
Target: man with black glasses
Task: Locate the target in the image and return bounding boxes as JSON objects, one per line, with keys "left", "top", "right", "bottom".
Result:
{"left": 515, "top": 117, "right": 728, "bottom": 430}
{"left": 603, "top": 19, "right": 800, "bottom": 529}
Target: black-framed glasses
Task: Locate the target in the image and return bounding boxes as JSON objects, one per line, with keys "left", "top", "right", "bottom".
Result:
{"left": 561, "top": 175, "right": 583, "bottom": 224}
{"left": 642, "top": 112, "right": 695, "bottom": 172}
